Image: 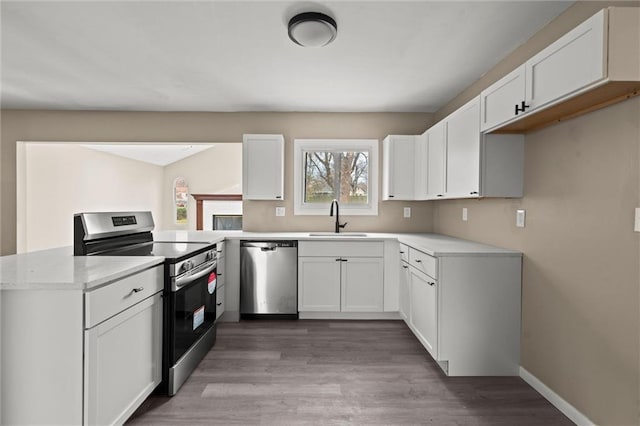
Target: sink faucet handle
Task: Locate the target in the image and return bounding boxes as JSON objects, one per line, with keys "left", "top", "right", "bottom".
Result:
{"left": 339, "top": 222, "right": 347, "bottom": 229}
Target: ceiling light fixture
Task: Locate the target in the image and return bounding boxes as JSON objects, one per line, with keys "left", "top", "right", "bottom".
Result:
{"left": 288, "top": 12, "right": 337, "bottom": 47}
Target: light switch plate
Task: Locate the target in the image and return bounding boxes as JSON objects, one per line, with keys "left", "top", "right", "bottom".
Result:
{"left": 275, "top": 207, "right": 285, "bottom": 217}
{"left": 635, "top": 208, "right": 640, "bottom": 232}
{"left": 462, "top": 208, "right": 468, "bottom": 222}
{"left": 403, "top": 207, "right": 411, "bottom": 218}
{"left": 516, "top": 209, "right": 526, "bottom": 228}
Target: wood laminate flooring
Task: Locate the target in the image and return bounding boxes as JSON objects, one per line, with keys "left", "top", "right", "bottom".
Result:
{"left": 127, "top": 320, "right": 572, "bottom": 425}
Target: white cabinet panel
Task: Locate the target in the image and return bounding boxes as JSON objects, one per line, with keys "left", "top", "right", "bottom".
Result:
{"left": 341, "top": 257, "right": 384, "bottom": 312}
{"left": 426, "top": 122, "right": 446, "bottom": 199}
{"left": 526, "top": 9, "right": 606, "bottom": 111}
{"left": 445, "top": 97, "right": 481, "bottom": 198}
{"left": 409, "top": 269, "right": 437, "bottom": 358}
{"left": 382, "top": 135, "right": 416, "bottom": 200}
{"left": 216, "top": 285, "right": 225, "bottom": 320}
{"left": 399, "top": 261, "right": 410, "bottom": 321}
{"left": 84, "top": 293, "right": 162, "bottom": 425}
{"left": 480, "top": 65, "right": 526, "bottom": 132}
{"left": 298, "top": 257, "right": 341, "bottom": 312}
{"left": 242, "top": 134, "right": 284, "bottom": 200}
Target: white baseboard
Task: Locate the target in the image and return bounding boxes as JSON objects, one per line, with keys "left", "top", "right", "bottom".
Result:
{"left": 519, "top": 367, "right": 595, "bottom": 426}
{"left": 298, "top": 311, "right": 402, "bottom": 320}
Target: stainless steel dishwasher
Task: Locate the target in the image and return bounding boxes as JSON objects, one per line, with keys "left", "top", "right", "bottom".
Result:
{"left": 240, "top": 241, "right": 298, "bottom": 318}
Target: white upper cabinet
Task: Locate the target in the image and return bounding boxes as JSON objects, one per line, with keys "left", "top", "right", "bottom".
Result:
{"left": 525, "top": 9, "right": 606, "bottom": 112}
{"left": 382, "top": 135, "right": 416, "bottom": 200}
{"left": 480, "top": 65, "right": 526, "bottom": 132}
{"left": 425, "top": 122, "right": 447, "bottom": 199}
{"left": 445, "top": 97, "right": 481, "bottom": 198}
{"left": 481, "top": 7, "right": 639, "bottom": 133}
{"left": 242, "top": 134, "right": 284, "bottom": 200}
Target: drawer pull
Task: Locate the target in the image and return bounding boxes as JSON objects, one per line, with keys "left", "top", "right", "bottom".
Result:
{"left": 415, "top": 259, "right": 422, "bottom": 263}
{"left": 428, "top": 282, "right": 435, "bottom": 286}
{"left": 217, "top": 302, "right": 222, "bottom": 306}
{"left": 399, "top": 251, "right": 405, "bottom": 254}
{"left": 132, "top": 287, "right": 144, "bottom": 293}
{"left": 402, "top": 265, "right": 409, "bottom": 269}
{"left": 335, "top": 258, "right": 342, "bottom": 262}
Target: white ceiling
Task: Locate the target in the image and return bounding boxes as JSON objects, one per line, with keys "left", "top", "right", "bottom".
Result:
{"left": 1, "top": 1, "right": 573, "bottom": 113}
{"left": 81, "top": 143, "right": 215, "bottom": 166}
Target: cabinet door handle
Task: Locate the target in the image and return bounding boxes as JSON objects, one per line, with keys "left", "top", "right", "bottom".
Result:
{"left": 402, "top": 265, "right": 409, "bottom": 269}
{"left": 275, "top": 196, "right": 282, "bottom": 199}
{"left": 217, "top": 302, "right": 222, "bottom": 306}
{"left": 132, "top": 287, "right": 144, "bottom": 293}
{"left": 217, "top": 273, "right": 223, "bottom": 277}
{"left": 341, "top": 259, "right": 348, "bottom": 262}
{"left": 470, "top": 191, "right": 478, "bottom": 195}
{"left": 428, "top": 282, "right": 435, "bottom": 286}
{"left": 515, "top": 101, "right": 530, "bottom": 115}
{"left": 335, "top": 258, "right": 341, "bottom": 261}
{"left": 415, "top": 259, "right": 422, "bottom": 263}
{"left": 389, "top": 195, "right": 395, "bottom": 198}
{"left": 399, "top": 251, "right": 405, "bottom": 254}
{"left": 437, "top": 194, "right": 443, "bottom": 197}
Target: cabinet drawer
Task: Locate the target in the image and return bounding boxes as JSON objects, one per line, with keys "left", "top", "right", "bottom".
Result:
{"left": 399, "top": 244, "right": 409, "bottom": 262}
{"left": 85, "top": 266, "right": 163, "bottom": 329}
{"left": 408, "top": 248, "right": 437, "bottom": 279}
{"left": 299, "top": 241, "right": 384, "bottom": 257}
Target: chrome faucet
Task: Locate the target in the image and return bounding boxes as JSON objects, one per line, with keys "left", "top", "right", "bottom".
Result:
{"left": 329, "top": 199, "right": 347, "bottom": 233}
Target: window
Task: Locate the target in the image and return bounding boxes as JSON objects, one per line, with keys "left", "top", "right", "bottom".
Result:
{"left": 174, "top": 177, "right": 188, "bottom": 225}
{"left": 294, "top": 139, "right": 378, "bottom": 215}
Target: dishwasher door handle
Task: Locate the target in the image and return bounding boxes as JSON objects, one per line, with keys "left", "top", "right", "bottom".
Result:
{"left": 260, "top": 247, "right": 276, "bottom": 252}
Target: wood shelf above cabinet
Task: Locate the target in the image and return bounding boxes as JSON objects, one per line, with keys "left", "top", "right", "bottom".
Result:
{"left": 491, "top": 81, "right": 640, "bottom": 134}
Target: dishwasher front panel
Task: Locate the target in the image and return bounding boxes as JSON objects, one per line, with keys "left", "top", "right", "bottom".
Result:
{"left": 240, "top": 241, "right": 298, "bottom": 315}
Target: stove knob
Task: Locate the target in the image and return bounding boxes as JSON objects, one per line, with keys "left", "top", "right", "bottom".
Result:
{"left": 205, "top": 251, "right": 213, "bottom": 262}
{"left": 179, "top": 260, "right": 193, "bottom": 274}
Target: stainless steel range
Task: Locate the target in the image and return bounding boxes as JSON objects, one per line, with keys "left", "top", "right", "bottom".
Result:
{"left": 74, "top": 211, "right": 218, "bottom": 395}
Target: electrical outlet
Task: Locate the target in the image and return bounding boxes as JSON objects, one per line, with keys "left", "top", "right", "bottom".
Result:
{"left": 275, "top": 207, "right": 285, "bottom": 217}
{"left": 635, "top": 208, "right": 640, "bottom": 232}
{"left": 462, "top": 208, "right": 468, "bottom": 222}
{"left": 403, "top": 207, "right": 411, "bottom": 218}
{"left": 516, "top": 209, "right": 526, "bottom": 228}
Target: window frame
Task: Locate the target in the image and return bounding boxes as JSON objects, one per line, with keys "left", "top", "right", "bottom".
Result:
{"left": 293, "top": 139, "right": 379, "bottom": 216}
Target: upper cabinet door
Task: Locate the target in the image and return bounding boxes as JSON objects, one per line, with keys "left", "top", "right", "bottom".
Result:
{"left": 525, "top": 9, "right": 606, "bottom": 111}
{"left": 426, "top": 122, "right": 446, "bottom": 199}
{"left": 445, "top": 97, "right": 481, "bottom": 198}
{"left": 480, "top": 65, "right": 526, "bottom": 132}
{"left": 382, "top": 135, "right": 416, "bottom": 200}
{"left": 242, "top": 134, "right": 284, "bottom": 200}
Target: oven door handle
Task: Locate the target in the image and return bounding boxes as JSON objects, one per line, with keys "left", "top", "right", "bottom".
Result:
{"left": 172, "top": 260, "right": 217, "bottom": 292}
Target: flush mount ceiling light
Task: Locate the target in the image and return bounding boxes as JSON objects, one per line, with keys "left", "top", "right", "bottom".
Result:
{"left": 288, "top": 12, "right": 337, "bottom": 47}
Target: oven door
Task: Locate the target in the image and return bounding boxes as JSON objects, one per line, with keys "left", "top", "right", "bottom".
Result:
{"left": 169, "top": 259, "right": 217, "bottom": 364}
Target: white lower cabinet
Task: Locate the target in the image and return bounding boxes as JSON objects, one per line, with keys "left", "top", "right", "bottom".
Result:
{"left": 298, "top": 257, "right": 342, "bottom": 311}
{"left": 402, "top": 244, "right": 522, "bottom": 376}
{"left": 1, "top": 264, "right": 164, "bottom": 425}
{"left": 409, "top": 268, "right": 437, "bottom": 358}
{"left": 84, "top": 293, "right": 162, "bottom": 425}
{"left": 298, "top": 241, "right": 384, "bottom": 314}
{"left": 340, "top": 257, "right": 384, "bottom": 312}
{"left": 399, "top": 262, "right": 410, "bottom": 320}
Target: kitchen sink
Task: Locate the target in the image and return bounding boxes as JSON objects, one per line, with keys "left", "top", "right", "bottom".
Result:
{"left": 308, "top": 232, "right": 368, "bottom": 237}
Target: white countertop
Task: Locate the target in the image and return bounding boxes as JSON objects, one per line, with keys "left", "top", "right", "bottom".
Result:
{"left": 1, "top": 231, "right": 519, "bottom": 291}
{"left": 152, "top": 231, "right": 521, "bottom": 257}
{"left": 0, "top": 246, "right": 164, "bottom": 291}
